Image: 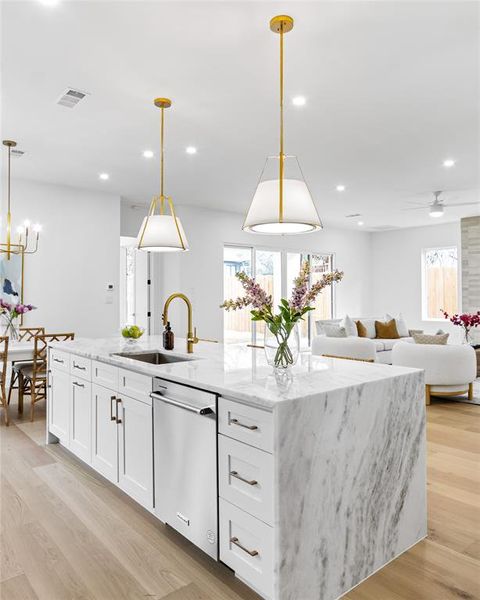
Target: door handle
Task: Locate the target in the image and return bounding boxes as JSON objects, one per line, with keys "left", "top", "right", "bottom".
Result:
{"left": 115, "top": 398, "right": 122, "bottom": 424}
{"left": 230, "top": 471, "right": 258, "bottom": 486}
{"left": 151, "top": 392, "right": 214, "bottom": 415}
{"left": 230, "top": 418, "right": 258, "bottom": 431}
{"left": 230, "top": 537, "right": 259, "bottom": 557}
{"left": 110, "top": 395, "right": 116, "bottom": 421}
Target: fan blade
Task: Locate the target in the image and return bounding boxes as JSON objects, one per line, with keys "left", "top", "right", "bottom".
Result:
{"left": 401, "top": 206, "right": 429, "bottom": 212}
{"left": 444, "top": 201, "right": 479, "bottom": 208}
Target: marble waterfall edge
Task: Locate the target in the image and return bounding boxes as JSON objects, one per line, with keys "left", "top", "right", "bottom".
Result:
{"left": 274, "top": 371, "right": 426, "bottom": 600}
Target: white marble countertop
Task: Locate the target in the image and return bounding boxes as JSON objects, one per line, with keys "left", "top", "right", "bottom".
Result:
{"left": 50, "top": 335, "right": 421, "bottom": 409}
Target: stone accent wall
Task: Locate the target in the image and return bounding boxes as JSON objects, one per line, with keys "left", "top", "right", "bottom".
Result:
{"left": 461, "top": 216, "right": 480, "bottom": 312}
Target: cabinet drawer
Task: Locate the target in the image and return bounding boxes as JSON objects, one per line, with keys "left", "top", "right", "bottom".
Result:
{"left": 219, "top": 435, "right": 274, "bottom": 526}
{"left": 92, "top": 361, "right": 118, "bottom": 390}
{"left": 220, "top": 498, "right": 273, "bottom": 599}
{"left": 118, "top": 368, "right": 152, "bottom": 405}
{"left": 218, "top": 398, "right": 273, "bottom": 453}
{"left": 49, "top": 349, "right": 70, "bottom": 373}
{"left": 70, "top": 354, "right": 92, "bottom": 380}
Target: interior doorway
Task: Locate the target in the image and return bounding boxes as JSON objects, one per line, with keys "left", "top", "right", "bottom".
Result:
{"left": 119, "top": 237, "right": 151, "bottom": 334}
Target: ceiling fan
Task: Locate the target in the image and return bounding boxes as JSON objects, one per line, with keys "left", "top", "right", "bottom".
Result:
{"left": 402, "top": 190, "right": 479, "bottom": 218}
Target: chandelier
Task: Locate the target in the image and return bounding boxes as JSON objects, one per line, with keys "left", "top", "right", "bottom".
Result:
{"left": 2, "top": 140, "right": 41, "bottom": 260}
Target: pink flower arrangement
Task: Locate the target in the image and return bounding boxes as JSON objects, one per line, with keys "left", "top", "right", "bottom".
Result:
{"left": 0, "top": 299, "right": 36, "bottom": 318}
{"left": 442, "top": 309, "right": 480, "bottom": 344}
{"left": 221, "top": 262, "right": 343, "bottom": 368}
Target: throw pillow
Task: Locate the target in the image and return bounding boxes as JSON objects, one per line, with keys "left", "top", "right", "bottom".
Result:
{"left": 355, "top": 318, "right": 376, "bottom": 338}
{"left": 412, "top": 332, "right": 449, "bottom": 345}
{"left": 324, "top": 325, "right": 347, "bottom": 338}
{"left": 385, "top": 313, "right": 409, "bottom": 338}
{"left": 435, "top": 328, "right": 445, "bottom": 335}
{"left": 342, "top": 314, "right": 358, "bottom": 337}
{"left": 375, "top": 319, "right": 400, "bottom": 339}
{"left": 356, "top": 320, "right": 367, "bottom": 337}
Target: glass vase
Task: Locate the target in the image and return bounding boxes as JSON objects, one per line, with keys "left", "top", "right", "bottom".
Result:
{"left": 2, "top": 315, "right": 19, "bottom": 342}
{"left": 264, "top": 323, "right": 300, "bottom": 370}
{"left": 462, "top": 327, "right": 472, "bottom": 345}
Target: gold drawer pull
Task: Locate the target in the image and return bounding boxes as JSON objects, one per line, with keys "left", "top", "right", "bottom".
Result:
{"left": 230, "top": 471, "right": 258, "bottom": 486}
{"left": 230, "top": 418, "right": 258, "bottom": 431}
{"left": 230, "top": 537, "right": 259, "bottom": 557}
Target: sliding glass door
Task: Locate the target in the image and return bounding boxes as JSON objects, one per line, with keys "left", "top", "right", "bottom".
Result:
{"left": 223, "top": 245, "right": 334, "bottom": 346}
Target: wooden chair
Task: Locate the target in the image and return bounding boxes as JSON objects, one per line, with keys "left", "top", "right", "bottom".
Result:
{"left": 0, "top": 336, "right": 9, "bottom": 425}
{"left": 8, "top": 327, "right": 45, "bottom": 410}
{"left": 18, "top": 332, "right": 74, "bottom": 421}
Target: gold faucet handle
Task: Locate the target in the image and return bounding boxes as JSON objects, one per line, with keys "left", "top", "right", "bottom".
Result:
{"left": 193, "top": 327, "right": 218, "bottom": 344}
{"left": 192, "top": 327, "right": 218, "bottom": 344}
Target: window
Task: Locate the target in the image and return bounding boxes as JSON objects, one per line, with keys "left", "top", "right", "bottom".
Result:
{"left": 223, "top": 245, "right": 334, "bottom": 346}
{"left": 422, "top": 246, "right": 458, "bottom": 320}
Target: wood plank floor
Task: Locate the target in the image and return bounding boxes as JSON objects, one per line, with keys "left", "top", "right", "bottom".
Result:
{"left": 1, "top": 397, "right": 479, "bottom": 600}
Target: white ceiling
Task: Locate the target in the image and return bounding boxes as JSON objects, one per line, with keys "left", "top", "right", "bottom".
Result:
{"left": 2, "top": 0, "right": 479, "bottom": 230}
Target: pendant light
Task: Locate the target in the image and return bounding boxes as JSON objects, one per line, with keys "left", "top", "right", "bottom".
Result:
{"left": 137, "top": 98, "right": 189, "bottom": 252}
{"left": 1, "top": 140, "right": 42, "bottom": 260}
{"left": 243, "top": 16, "right": 322, "bottom": 235}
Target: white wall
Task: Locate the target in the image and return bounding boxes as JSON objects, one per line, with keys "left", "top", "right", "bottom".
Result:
{"left": 5, "top": 180, "right": 121, "bottom": 337}
{"left": 371, "top": 222, "right": 463, "bottom": 341}
{"left": 121, "top": 202, "right": 373, "bottom": 341}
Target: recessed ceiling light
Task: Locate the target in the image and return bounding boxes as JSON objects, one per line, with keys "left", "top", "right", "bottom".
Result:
{"left": 292, "top": 96, "right": 306, "bottom": 106}
{"left": 186, "top": 146, "right": 197, "bottom": 155}
{"left": 357, "top": 221, "right": 364, "bottom": 226}
{"left": 443, "top": 159, "right": 456, "bottom": 168}
{"left": 99, "top": 173, "right": 109, "bottom": 181}
{"left": 143, "top": 150, "right": 154, "bottom": 158}
{"left": 336, "top": 185, "right": 346, "bottom": 192}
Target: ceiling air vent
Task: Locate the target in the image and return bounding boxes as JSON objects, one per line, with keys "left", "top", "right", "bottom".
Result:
{"left": 56, "top": 88, "right": 89, "bottom": 108}
{"left": 11, "top": 149, "right": 24, "bottom": 157}
{"left": 345, "top": 213, "right": 362, "bottom": 218}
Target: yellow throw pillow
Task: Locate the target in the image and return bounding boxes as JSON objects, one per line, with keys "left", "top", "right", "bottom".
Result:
{"left": 356, "top": 320, "right": 368, "bottom": 337}
{"left": 375, "top": 318, "right": 400, "bottom": 339}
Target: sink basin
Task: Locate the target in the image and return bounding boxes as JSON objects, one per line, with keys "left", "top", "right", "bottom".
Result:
{"left": 113, "top": 351, "right": 192, "bottom": 365}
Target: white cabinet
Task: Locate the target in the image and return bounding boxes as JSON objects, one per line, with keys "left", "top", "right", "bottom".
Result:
{"left": 91, "top": 384, "right": 119, "bottom": 483}
{"left": 48, "top": 367, "right": 71, "bottom": 445}
{"left": 91, "top": 384, "right": 153, "bottom": 509}
{"left": 69, "top": 378, "right": 92, "bottom": 463}
{"left": 118, "top": 395, "right": 153, "bottom": 509}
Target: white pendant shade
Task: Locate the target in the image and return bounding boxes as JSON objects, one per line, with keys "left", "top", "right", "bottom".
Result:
{"left": 243, "top": 178, "right": 322, "bottom": 234}
{"left": 137, "top": 214, "right": 189, "bottom": 252}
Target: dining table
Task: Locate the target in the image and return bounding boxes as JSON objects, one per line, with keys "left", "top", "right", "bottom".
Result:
{"left": 7, "top": 341, "right": 34, "bottom": 414}
{"left": 8, "top": 341, "right": 34, "bottom": 362}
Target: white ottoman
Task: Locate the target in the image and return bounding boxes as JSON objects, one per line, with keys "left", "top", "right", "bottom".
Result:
{"left": 391, "top": 342, "right": 476, "bottom": 405}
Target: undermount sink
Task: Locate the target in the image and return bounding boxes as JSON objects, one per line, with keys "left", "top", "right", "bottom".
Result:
{"left": 113, "top": 351, "right": 193, "bottom": 365}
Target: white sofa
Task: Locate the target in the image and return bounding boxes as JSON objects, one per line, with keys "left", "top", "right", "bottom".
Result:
{"left": 392, "top": 342, "right": 476, "bottom": 404}
{"left": 312, "top": 317, "right": 416, "bottom": 364}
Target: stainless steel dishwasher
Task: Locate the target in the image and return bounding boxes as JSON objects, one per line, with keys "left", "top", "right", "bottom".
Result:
{"left": 152, "top": 378, "right": 218, "bottom": 559}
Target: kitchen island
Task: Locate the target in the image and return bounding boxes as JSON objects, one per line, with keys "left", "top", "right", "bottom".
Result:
{"left": 47, "top": 336, "right": 427, "bottom": 600}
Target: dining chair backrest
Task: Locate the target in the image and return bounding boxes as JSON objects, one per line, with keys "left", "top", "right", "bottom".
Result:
{"left": 33, "top": 333, "right": 75, "bottom": 380}
{"left": 0, "top": 336, "right": 9, "bottom": 389}
{"left": 18, "top": 327, "right": 45, "bottom": 342}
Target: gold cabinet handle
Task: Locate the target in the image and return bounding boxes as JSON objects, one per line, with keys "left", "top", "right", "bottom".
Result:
{"left": 230, "top": 537, "right": 259, "bottom": 557}
{"left": 230, "top": 471, "right": 258, "bottom": 486}
{"left": 230, "top": 418, "right": 258, "bottom": 431}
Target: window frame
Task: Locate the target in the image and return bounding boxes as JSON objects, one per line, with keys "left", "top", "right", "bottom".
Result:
{"left": 421, "top": 245, "right": 459, "bottom": 322}
{"left": 223, "top": 243, "right": 336, "bottom": 346}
